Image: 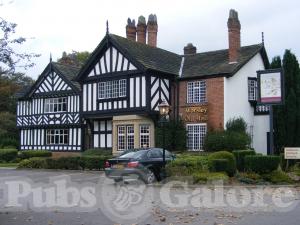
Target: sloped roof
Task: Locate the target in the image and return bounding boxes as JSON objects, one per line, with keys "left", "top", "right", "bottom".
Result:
{"left": 181, "top": 44, "right": 268, "bottom": 78}
{"left": 17, "top": 62, "right": 81, "bottom": 99}
{"left": 52, "top": 62, "right": 81, "bottom": 90}
{"left": 110, "top": 34, "right": 182, "bottom": 75}
{"left": 76, "top": 33, "right": 268, "bottom": 80}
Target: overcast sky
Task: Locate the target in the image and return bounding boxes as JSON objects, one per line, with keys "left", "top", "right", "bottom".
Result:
{"left": 1, "top": 0, "right": 299, "bottom": 79}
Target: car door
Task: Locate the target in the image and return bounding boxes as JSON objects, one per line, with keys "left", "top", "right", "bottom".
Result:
{"left": 146, "top": 149, "right": 163, "bottom": 171}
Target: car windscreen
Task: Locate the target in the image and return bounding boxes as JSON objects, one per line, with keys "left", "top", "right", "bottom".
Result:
{"left": 119, "top": 150, "right": 147, "bottom": 159}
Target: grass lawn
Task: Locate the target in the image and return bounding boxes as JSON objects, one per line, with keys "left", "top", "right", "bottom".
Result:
{"left": 0, "top": 162, "right": 18, "bottom": 168}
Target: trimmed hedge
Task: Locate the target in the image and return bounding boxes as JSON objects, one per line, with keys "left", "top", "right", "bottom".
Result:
{"left": 204, "top": 131, "right": 251, "bottom": 152}
{"left": 211, "top": 159, "right": 229, "bottom": 173}
{"left": 208, "top": 151, "right": 236, "bottom": 176}
{"left": 232, "top": 150, "right": 256, "bottom": 171}
{"left": 82, "top": 148, "right": 112, "bottom": 157}
{"left": 19, "top": 150, "right": 52, "bottom": 159}
{"left": 245, "top": 155, "right": 280, "bottom": 174}
{"left": 18, "top": 157, "right": 47, "bottom": 169}
{"left": 192, "top": 172, "right": 228, "bottom": 184}
{"left": 18, "top": 155, "right": 110, "bottom": 170}
{"left": 81, "top": 156, "right": 110, "bottom": 170}
{"left": 0, "top": 149, "right": 18, "bottom": 162}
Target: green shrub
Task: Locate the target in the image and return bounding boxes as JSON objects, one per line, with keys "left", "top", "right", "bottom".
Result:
{"left": 0, "top": 137, "right": 18, "bottom": 148}
{"left": 0, "top": 149, "right": 18, "bottom": 162}
{"left": 208, "top": 151, "right": 236, "bottom": 176}
{"left": 18, "top": 157, "right": 47, "bottom": 169}
{"left": 204, "top": 131, "right": 250, "bottom": 152}
{"left": 81, "top": 156, "right": 109, "bottom": 170}
{"left": 211, "top": 159, "right": 229, "bottom": 173}
{"left": 82, "top": 148, "right": 112, "bottom": 156}
{"left": 226, "top": 117, "right": 248, "bottom": 133}
{"left": 166, "top": 156, "right": 208, "bottom": 176}
{"left": 56, "top": 157, "right": 82, "bottom": 170}
{"left": 155, "top": 119, "right": 187, "bottom": 152}
{"left": 232, "top": 150, "right": 256, "bottom": 171}
{"left": 245, "top": 155, "right": 280, "bottom": 174}
{"left": 192, "top": 172, "right": 228, "bottom": 184}
{"left": 19, "top": 150, "right": 52, "bottom": 159}
{"left": 262, "top": 170, "right": 293, "bottom": 184}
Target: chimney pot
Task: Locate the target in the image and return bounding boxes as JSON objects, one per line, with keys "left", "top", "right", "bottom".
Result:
{"left": 147, "top": 14, "right": 158, "bottom": 47}
{"left": 126, "top": 18, "right": 136, "bottom": 41}
{"left": 137, "top": 15, "right": 147, "bottom": 44}
{"left": 227, "top": 9, "right": 241, "bottom": 63}
{"left": 184, "top": 43, "right": 197, "bottom": 55}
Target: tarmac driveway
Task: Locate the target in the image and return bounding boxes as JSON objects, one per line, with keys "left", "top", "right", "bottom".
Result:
{"left": 0, "top": 168, "right": 300, "bottom": 225}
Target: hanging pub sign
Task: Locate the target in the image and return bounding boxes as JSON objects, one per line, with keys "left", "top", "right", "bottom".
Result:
{"left": 257, "top": 68, "right": 284, "bottom": 104}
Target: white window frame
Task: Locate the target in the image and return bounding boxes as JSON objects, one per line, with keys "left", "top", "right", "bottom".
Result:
{"left": 186, "top": 123, "right": 207, "bottom": 151}
{"left": 44, "top": 97, "right": 67, "bottom": 113}
{"left": 117, "top": 125, "right": 134, "bottom": 151}
{"left": 98, "top": 79, "right": 127, "bottom": 100}
{"left": 46, "top": 129, "right": 69, "bottom": 145}
{"left": 140, "top": 125, "right": 150, "bottom": 148}
{"left": 187, "top": 81, "right": 206, "bottom": 103}
{"left": 248, "top": 78, "right": 257, "bottom": 101}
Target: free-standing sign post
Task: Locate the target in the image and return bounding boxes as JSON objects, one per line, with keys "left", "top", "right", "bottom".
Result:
{"left": 257, "top": 68, "right": 284, "bottom": 155}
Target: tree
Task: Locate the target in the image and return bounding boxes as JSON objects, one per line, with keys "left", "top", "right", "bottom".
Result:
{"left": 57, "top": 51, "right": 90, "bottom": 67}
{"left": 271, "top": 50, "right": 300, "bottom": 153}
{"left": 0, "top": 17, "right": 40, "bottom": 76}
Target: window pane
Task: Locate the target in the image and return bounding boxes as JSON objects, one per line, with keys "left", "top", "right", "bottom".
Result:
{"left": 186, "top": 124, "right": 207, "bottom": 151}
{"left": 140, "top": 125, "right": 150, "bottom": 148}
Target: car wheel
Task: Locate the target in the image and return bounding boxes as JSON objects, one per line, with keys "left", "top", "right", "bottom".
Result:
{"left": 144, "top": 169, "right": 156, "bottom": 184}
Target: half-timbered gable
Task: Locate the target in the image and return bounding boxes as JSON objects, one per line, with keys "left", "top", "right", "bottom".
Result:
{"left": 16, "top": 62, "right": 83, "bottom": 151}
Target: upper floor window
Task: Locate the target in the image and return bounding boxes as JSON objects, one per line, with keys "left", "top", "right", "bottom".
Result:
{"left": 248, "top": 78, "right": 257, "bottom": 101}
{"left": 187, "top": 81, "right": 206, "bottom": 103}
{"left": 44, "top": 97, "right": 67, "bottom": 113}
{"left": 98, "top": 79, "right": 127, "bottom": 99}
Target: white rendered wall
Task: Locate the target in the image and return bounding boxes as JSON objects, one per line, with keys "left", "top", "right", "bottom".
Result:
{"left": 224, "top": 53, "right": 269, "bottom": 154}
{"left": 253, "top": 115, "right": 269, "bottom": 154}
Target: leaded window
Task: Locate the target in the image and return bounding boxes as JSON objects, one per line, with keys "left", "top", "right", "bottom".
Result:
{"left": 140, "top": 125, "right": 150, "bottom": 148}
{"left": 44, "top": 97, "right": 67, "bottom": 113}
{"left": 117, "top": 125, "right": 134, "bottom": 151}
{"left": 248, "top": 78, "right": 257, "bottom": 101}
{"left": 187, "top": 81, "right": 206, "bottom": 103}
{"left": 46, "top": 129, "right": 69, "bottom": 145}
{"left": 98, "top": 79, "right": 127, "bottom": 99}
{"left": 186, "top": 124, "right": 207, "bottom": 151}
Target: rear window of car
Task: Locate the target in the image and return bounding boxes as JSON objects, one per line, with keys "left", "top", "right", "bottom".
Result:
{"left": 119, "top": 150, "right": 147, "bottom": 159}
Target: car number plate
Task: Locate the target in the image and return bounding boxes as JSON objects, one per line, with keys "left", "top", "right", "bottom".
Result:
{"left": 113, "top": 164, "right": 124, "bottom": 169}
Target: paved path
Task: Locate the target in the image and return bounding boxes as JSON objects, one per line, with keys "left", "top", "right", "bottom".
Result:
{"left": 0, "top": 169, "right": 299, "bottom": 225}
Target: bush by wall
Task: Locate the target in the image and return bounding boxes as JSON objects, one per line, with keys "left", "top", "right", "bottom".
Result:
{"left": 0, "top": 149, "right": 18, "bottom": 162}
{"left": 208, "top": 151, "right": 236, "bottom": 176}
{"left": 244, "top": 155, "right": 280, "bottom": 174}
{"left": 82, "top": 148, "right": 112, "bottom": 156}
{"left": 204, "top": 131, "right": 250, "bottom": 152}
{"left": 81, "top": 156, "right": 110, "bottom": 170}
{"left": 232, "top": 150, "right": 256, "bottom": 171}
{"left": 19, "top": 150, "right": 52, "bottom": 159}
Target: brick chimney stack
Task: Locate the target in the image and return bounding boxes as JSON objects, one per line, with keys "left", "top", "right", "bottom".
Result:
{"left": 126, "top": 18, "right": 136, "bottom": 41}
{"left": 137, "top": 15, "right": 147, "bottom": 44}
{"left": 147, "top": 14, "right": 158, "bottom": 47}
{"left": 227, "top": 9, "right": 241, "bottom": 63}
{"left": 184, "top": 43, "right": 197, "bottom": 55}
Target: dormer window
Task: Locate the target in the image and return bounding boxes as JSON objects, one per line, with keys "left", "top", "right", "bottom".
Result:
{"left": 248, "top": 78, "right": 257, "bottom": 101}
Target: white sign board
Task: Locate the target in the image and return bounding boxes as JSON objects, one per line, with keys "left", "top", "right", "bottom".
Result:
{"left": 260, "top": 72, "right": 282, "bottom": 103}
{"left": 284, "top": 147, "right": 300, "bottom": 159}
